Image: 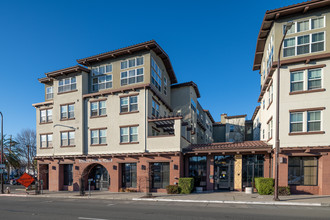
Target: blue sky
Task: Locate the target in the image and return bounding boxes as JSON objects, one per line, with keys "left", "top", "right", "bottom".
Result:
{"left": 0, "top": 0, "right": 302, "bottom": 136}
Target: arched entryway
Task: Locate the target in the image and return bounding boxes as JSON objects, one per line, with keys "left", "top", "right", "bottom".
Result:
{"left": 83, "top": 164, "right": 110, "bottom": 191}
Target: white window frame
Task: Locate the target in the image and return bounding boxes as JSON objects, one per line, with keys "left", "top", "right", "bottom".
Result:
{"left": 46, "top": 87, "right": 53, "bottom": 100}
{"left": 283, "top": 16, "right": 325, "bottom": 35}
{"left": 120, "top": 57, "right": 144, "bottom": 70}
{"left": 290, "top": 71, "right": 304, "bottom": 92}
{"left": 40, "top": 109, "right": 52, "bottom": 123}
{"left": 61, "top": 104, "right": 74, "bottom": 120}
{"left": 91, "top": 101, "right": 106, "bottom": 117}
{"left": 91, "top": 129, "right": 107, "bottom": 145}
{"left": 40, "top": 134, "right": 52, "bottom": 148}
{"left": 152, "top": 99, "right": 160, "bottom": 117}
{"left": 92, "top": 64, "right": 112, "bottom": 76}
{"left": 307, "top": 111, "right": 321, "bottom": 132}
{"left": 120, "top": 126, "right": 138, "bottom": 143}
{"left": 151, "top": 57, "right": 162, "bottom": 92}
{"left": 308, "top": 68, "right": 322, "bottom": 90}
{"left": 61, "top": 131, "right": 75, "bottom": 146}
{"left": 283, "top": 31, "right": 325, "bottom": 57}
{"left": 58, "top": 77, "right": 76, "bottom": 93}
{"left": 120, "top": 68, "right": 144, "bottom": 86}
{"left": 290, "top": 68, "right": 323, "bottom": 92}
{"left": 120, "top": 96, "right": 138, "bottom": 113}
{"left": 290, "top": 112, "right": 304, "bottom": 133}
{"left": 92, "top": 75, "right": 113, "bottom": 91}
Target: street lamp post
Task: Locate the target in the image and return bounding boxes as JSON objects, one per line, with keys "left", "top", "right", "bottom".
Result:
{"left": 0, "top": 112, "right": 3, "bottom": 194}
{"left": 274, "top": 21, "right": 293, "bottom": 201}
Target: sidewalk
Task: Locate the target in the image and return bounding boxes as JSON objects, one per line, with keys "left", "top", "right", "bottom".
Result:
{"left": 1, "top": 185, "right": 330, "bottom": 207}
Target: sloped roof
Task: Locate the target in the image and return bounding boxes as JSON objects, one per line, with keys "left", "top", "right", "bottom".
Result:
{"left": 76, "top": 40, "right": 177, "bottom": 84}
{"left": 184, "top": 141, "right": 271, "bottom": 153}
{"left": 171, "top": 81, "right": 201, "bottom": 98}
{"left": 253, "top": 0, "right": 330, "bottom": 71}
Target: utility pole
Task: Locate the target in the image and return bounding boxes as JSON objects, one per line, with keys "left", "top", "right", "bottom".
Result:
{"left": 27, "top": 145, "right": 30, "bottom": 175}
{"left": 9, "top": 135, "right": 12, "bottom": 181}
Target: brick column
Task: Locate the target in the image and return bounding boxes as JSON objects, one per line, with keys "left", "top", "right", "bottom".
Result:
{"left": 206, "top": 155, "right": 214, "bottom": 191}
{"left": 234, "top": 154, "right": 242, "bottom": 191}
{"left": 48, "top": 161, "right": 60, "bottom": 191}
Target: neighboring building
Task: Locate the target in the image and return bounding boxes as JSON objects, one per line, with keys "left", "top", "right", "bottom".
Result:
{"left": 253, "top": 0, "right": 330, "bottom": 194}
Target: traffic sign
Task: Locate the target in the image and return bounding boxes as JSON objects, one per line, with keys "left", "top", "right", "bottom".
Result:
{"left": 0, "top": 164, "right": 5, "bottom": 169}
{"left": 17, "top": 173, "right": 35, "bottom": 187}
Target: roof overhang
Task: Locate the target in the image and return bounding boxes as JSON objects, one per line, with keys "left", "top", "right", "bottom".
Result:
{"left": 171, "top": 81, "right": 201, "bottom": 98}
{"left": 253, "top": 0, "right": 330, "bottom": 71}
{"left": 76, "top": 40, "right": 178, "bottom": 84}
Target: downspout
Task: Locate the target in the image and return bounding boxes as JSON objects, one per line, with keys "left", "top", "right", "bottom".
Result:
{"left": 145, "top": 88, "right": 147, "bottom": 153}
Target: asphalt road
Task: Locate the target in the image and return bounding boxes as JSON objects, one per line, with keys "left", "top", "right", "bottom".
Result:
{"left": 0, "top": 196, "right": 330, "bottom": 220}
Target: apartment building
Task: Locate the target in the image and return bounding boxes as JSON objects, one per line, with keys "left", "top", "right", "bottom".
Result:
{"left": 253, "top": 0, "right": 330, "bottom": 194}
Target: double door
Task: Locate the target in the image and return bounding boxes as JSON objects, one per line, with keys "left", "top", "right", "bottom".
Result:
{"left": 214, "top": 156, "right": 234, "bottom": 190}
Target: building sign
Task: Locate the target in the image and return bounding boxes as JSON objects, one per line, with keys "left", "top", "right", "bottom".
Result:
{"left": 78, "top": 158, "right": 112, "bottom": 163}
{"left": 17, "top": 173, "right": 35, "bottom": 188}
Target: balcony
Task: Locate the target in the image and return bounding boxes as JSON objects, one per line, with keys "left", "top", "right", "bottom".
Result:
{"left": 147, "top": 116, "right": 190, "bottom": 152}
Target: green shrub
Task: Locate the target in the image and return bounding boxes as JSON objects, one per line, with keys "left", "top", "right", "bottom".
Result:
{"left": 166, "top": 185, "right": 180, "bottom": 194}
{"left": 278, "top": 186, "right": 291, "bottom": 196}
{"left": 179, "top": 178, "right": 194, "bottom": 194}
{"left": 255, "top": 177, "right": 274, "bottom": 195}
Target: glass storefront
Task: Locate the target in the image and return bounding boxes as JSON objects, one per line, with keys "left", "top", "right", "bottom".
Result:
{"left": 122, "top": 163, "right": 137, "bottom": 188}
{"left": 214, "top": 155, "right": 234, "bottom": 190}
{"left": 150, "top": 162, "right": 169, "bottom": 189}
{"left": 242, "top": 155, "right": 264, "bottom": 188}
{"left": 189, "top": 156, "right": 207, "bottom": 188}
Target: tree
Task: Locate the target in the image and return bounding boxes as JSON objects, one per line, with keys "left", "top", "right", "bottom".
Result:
{"left": 16, "top": 129, "right": 36, "bottom": 176}
{"left": 0, "top": 135, "right": 22, "bottom": 180}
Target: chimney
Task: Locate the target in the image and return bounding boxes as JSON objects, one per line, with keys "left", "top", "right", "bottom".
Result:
{"left": 221, "top": 113, "right": 227, "bottom": 124}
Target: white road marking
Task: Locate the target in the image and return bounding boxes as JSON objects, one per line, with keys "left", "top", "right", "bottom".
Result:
{"left": 78, "top": 217, "right": 109, "bottom": 220}
{"left": 107, "top": 203, "right": 115, "bottom": 206}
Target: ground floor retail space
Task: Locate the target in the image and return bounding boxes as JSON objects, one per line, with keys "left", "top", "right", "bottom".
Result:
{"left": 36, "top": 146, "right": 330, "bottom": 195}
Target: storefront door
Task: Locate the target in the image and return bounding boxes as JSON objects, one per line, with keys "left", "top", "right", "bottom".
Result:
{"left": 214, "top": 156, "right": 234, "bottom": 190}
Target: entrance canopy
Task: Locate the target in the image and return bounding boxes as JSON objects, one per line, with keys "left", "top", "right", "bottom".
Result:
{"left": 183, "top": 141, "right": 272, "bottom": 155}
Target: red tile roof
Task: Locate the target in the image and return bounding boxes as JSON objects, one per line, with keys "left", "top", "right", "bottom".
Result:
{"left": 184, "top": 141, "right": 271, "bottom": 153}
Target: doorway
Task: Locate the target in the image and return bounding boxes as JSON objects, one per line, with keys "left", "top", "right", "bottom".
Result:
{"left": 87, "top": 164, "right": 110, "bottom": 191}
{"left": 214, "top": 155, "right": 234, "bottom": 190}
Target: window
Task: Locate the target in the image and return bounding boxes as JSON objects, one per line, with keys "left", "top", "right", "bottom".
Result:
{"left": 61, "top": 131, "right": 75, "bottom": 146}
{"left": 189, "top": 156, "right": 207, "bottom": 188}
{"left": 283, "top": 32, "right": 325, "bottom": 57}
{"left": 288, "top": 157, "right": 318, "bottom": 186}
{"left": 92, "top": 75, "right": 112, "bottom": 91}
{"left": 152, "top": 99, "right": 160, "bottom": 117}
{"left": 63, "top": 164, "right": 73, "bottom": 186}
{"left": 120, "top": 96, "right": 138, "bottom": 113}
{"left": 290, "top": 71, "right": 304, "bottom": 92}
{"left": 163, "top": 77, "right": 167, "bottom": 95}
{"left": 91, "top": 101, "right": 106, "bottom": 117}
{"left": 290, "top": 112, "right": 303, "bottom": 132}
{"left": 91, "top": 129, "right": 107, "bottom": 145}
{"left": 40, "top": 109, "right": 52, "bottom": 123}
{"left": 151, "top": 162, "right": 169, "bottom": 189}
{"left": 242, "top": 155, "right": 264, "bottom": 187}
{"left": 283, "top": 23, "right": 296, "bottom": 35}
{"left": 61, "top": 104, "right": 74, "bottom": 120}
{"left": 120, "top": 126, "right": 138, "bottom": 143}
{"left": 120, "top": 68, "right": 144, "bottom": 86}
{"left": 229, "top": 125, "right": 234, "bottom": 132}
{"left": 58, "top": 77, "right": 76, "bottom": 93}
{"left": 291, "top": 68, "right": 323, "bottom": 92}
{"left": 307, "top": 111, "right": 321, "bottom": 132}
{"left": 40, "top": 134, "right": 52, "bottom": 148}
{"left": 263, "top": 100, "right": 265, "bottom": 109}
{"left": 268, "top": 120, "right": 273, "bottom": 139}
{"left": 297, "top": 20, "right": 309, "bottom": 32}
{"left": 92, "top": 64, "right": 112, "bottom": 76}
{"left": 122, "top": 163, "right": 137, "bottom": 188}
{"left": 270, "top": 84, "right": 273, "bottom": 103}
{"left": 312, "top": 17, "right": 324, "bottom": 29}
{"left": 262, "top": 129, "right": 265, "bottom": 139}
{"left": 46, "top": 87, "right": 53, "bottom": 100}
{"left": 151, "top": 58, "right": 162, "bottom": 92}
{"left": 308, "top": 69, "right": 322, "bottom": 90}
{"left": 121, "top": 57, "right": 144, "bottom": 70}
{"left": 152, "top": 128, "right": 160, "bottom": 136}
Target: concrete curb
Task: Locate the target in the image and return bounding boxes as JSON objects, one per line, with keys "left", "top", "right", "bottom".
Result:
{"left": 132, "top": 198, "right": 327, "bottom": 207}
{"left": 1, "top": 194, "right": 329, "bottom": 207}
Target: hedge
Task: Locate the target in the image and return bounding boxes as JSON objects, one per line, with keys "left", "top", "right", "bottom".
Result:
{"left": 178, "top": 178, "right": 194, "bottom": 194}
{"left": 166, "top": 185, "right": 180, "bottom": 194}
{"left": 255, "top": 177, "right": 274, "bottom": 195}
